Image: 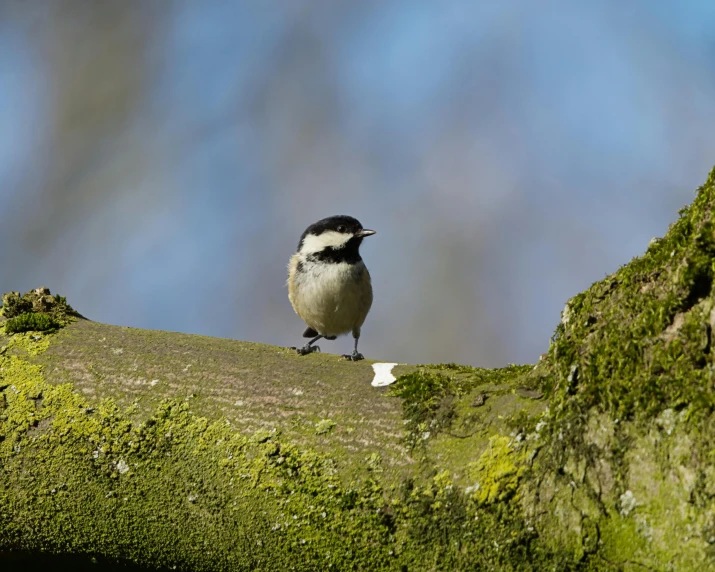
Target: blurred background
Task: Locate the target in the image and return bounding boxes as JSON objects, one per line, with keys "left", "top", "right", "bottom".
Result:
{"left": 1, "top": 1, "right": 714, "bottom": 367}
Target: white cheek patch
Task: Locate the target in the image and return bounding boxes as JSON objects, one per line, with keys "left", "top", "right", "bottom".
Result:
{"left": 371, "top": 363, "right": 398, "bottom": 387}
{"left": 301, "top": 231, "right": 352, "bottom": 254}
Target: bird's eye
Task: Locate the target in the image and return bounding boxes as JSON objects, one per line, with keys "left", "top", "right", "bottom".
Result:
{"left": 337, "top": 225, "right": 346, "bottom": 233}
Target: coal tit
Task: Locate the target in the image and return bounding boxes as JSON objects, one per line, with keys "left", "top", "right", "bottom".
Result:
{"left": 287, "top": 215, "right": 375, "bottom": 361}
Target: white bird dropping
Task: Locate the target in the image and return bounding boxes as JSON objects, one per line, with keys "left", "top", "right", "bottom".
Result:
{"left": 371, "top": 363, "right": 398, "bottom": 387}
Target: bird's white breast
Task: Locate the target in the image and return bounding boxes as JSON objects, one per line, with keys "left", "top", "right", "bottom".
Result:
{"left": 295, "top": 258, "right": 361, "bottom": 307}
{"left": 290, "top": 257, "right": 368, "bottom": 336}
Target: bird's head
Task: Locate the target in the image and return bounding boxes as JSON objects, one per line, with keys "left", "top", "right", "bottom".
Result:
{"left": 297, "top": 215, "right": 376, "bottom": 261}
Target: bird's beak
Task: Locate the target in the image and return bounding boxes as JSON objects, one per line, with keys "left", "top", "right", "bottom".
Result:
{"left": 357, "top": 229, "right": 376, "bottom": 237}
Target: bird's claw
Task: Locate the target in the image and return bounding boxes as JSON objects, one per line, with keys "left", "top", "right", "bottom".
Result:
{"left": 341, "top": 351, "right": 364, "bottom": 361}
{"left": 296, "top": 344, "right": 320, "bottom": 356}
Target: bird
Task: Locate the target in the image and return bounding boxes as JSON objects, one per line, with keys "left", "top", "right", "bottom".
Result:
{"left": 287, "top": 215, "right": 375, "bottom": 361}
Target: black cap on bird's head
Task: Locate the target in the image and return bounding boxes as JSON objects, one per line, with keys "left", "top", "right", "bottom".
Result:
{"left": 297, "top": 215, "right": 376, "bottom": 261}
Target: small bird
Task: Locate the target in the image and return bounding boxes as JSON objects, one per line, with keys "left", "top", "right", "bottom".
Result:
{"left": 287, "top": 215, "right": 375, "bottom": 361}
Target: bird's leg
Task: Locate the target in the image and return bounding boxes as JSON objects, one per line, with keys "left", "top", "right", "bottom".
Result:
{"left": 296, "top": 334, "right": 323, "bottom": 355}
{"left": 341, "top": 336, "right": 364, "bottom": 361}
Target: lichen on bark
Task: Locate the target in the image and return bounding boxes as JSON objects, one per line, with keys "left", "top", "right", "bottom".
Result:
{"left": 0, "top": 323, "right": 559, "bottom": 570}
{"left": 521, "top": 166, "right": 715, "bottom": 568}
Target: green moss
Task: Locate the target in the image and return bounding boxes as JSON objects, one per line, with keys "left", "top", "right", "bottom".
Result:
{"left": 314, "top": 418, "right": 336, "bottom": 435}
{"left": 1, "top": 320, "right": 574, "bottom": 570}
{"left": 467, "top": 436, "right": 527, "bottom": 505}
{"left": 388, "top": 364, "right": 534, "bottom": 450}
{"left": 32, "top": 319, "right": 408, "bottom": 489}
{"left": 0, "top": 287, "right": 82, "bottom": 334}
{"left": 5, "top": 312, "right": 58, "bottom": 334}
{"left": 539, "top": 167, "right": 715, "bottom": 423}
{"left": 387, "top": 370, "right": 453, "bottom": 448}
{"left": 514, "top": 168, "right": 715, "bottom": 568}
{"left": 0, "top": 330, "right": 397, "bottom": 570}
{"left": 1, "top": 287, "right": 81, "bottom": 327}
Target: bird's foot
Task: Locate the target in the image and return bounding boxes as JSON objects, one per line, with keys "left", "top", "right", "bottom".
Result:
{"left": 296, "top": 344, "right": 320, "bottom": 356}
{"left": 341, "top": 350, "right": 364, "bottom": 361}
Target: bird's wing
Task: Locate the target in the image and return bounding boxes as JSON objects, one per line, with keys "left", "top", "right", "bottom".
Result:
{"left": 354, "top": 266, "right": 373, "bottom": 330}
